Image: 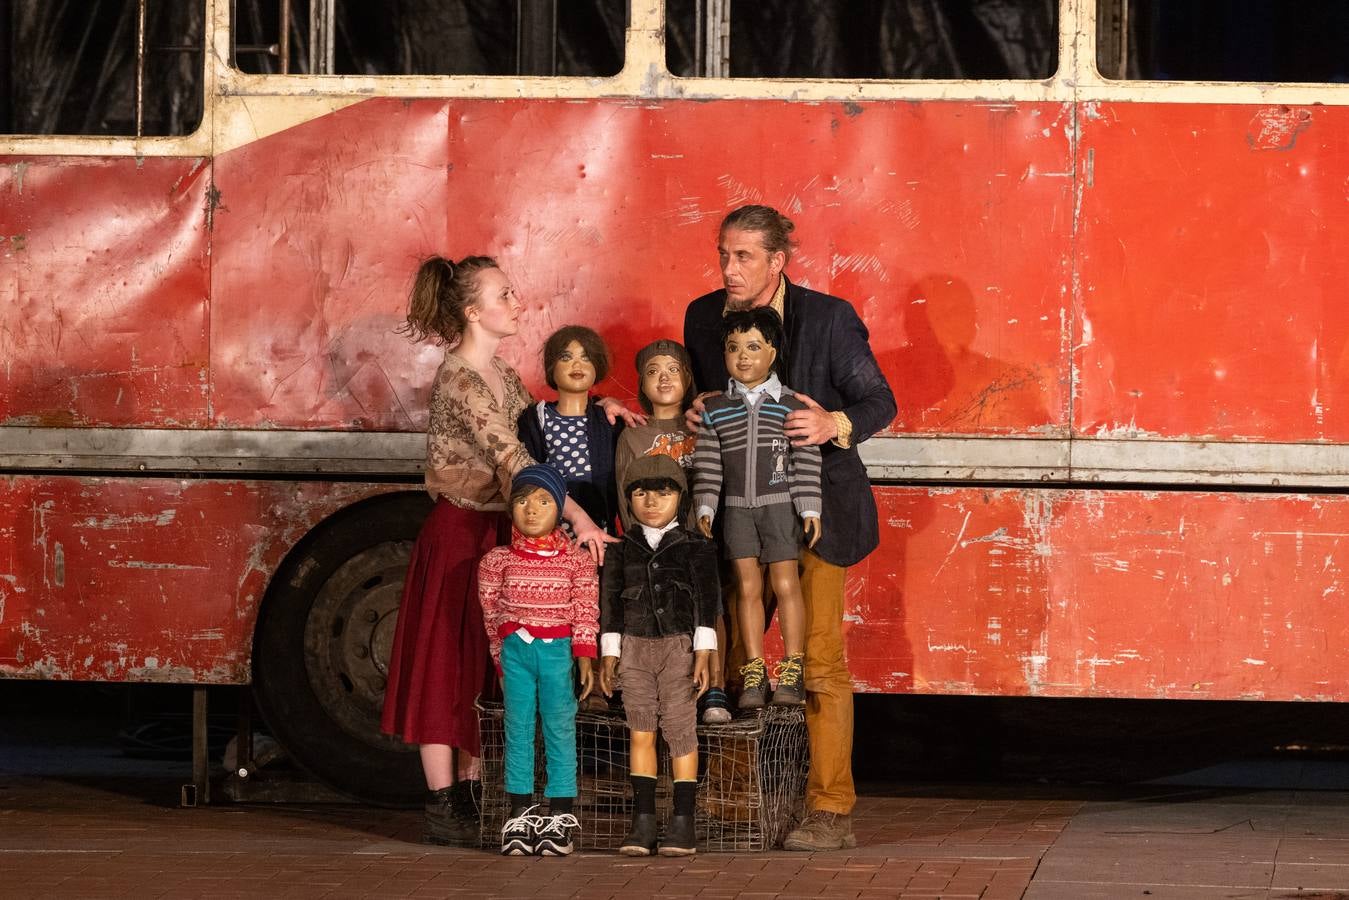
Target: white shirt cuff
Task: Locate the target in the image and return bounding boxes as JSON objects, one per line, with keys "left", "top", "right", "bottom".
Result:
{"left": 693, "top": 626, "right": 718, "bottom": 652}
{"left": 600, "top": 632, "right": 623, "bottom": 658}
{"left": 696, "top": 505, "right": 716, "bottom": 524}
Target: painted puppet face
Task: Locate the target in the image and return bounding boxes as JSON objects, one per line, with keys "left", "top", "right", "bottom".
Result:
{"left": 640, "top": 354, "right": 687, "bottom": 414}
{"left": 629, "top": 485, "right": 681, "bottom": 530}
{"left": 723, "top": 326, "right": 777, "bottom": 389}
{"left": 512, "top": 485, "right": 559, "bottom": 536}
{"left": 552, "top": 340, "right": 597, "bottom": 394}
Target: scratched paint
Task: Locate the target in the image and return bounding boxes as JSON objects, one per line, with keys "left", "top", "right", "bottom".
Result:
{"left": 838, "top": 487, "right": 1349, "bottom": 701}
{"left": 0, "top": 156, "right": 210, "bottom": 427}
{"left": 3, "top": 95, "right": 1349, "bottom": 702}
{"left": 208, "top": 98, "right": 1070, "bottom": 434}
{"left": 0, "top": 477, "right": 399, "bottom": 683}
{"left": 6, "top": 477, "right": 1349, "bottom": 698}
{"left": 1076, "top": 103, "right": 1349, "bottom": 441}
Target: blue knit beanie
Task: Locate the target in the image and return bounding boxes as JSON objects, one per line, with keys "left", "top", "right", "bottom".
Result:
{"left": 512, "top": 464, "right": 568, "bottom": 512}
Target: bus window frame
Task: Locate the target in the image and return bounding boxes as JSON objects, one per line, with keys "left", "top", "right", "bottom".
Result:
{"left": 1079, "top": 0, "right": 1349, "bottom": 104}
{"left": 220, "top": 0, "right": 1072, "bottom": 104}
{"left": 2, "top": 0, "right": 217, "bottom": 155}
{"left": 4, "top": 0, "right": 1348, "bottom": 160}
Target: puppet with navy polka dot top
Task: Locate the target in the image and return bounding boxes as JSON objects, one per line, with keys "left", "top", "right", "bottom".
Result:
{"left": 518, "top": 325, "right": 625, "bottom": 538}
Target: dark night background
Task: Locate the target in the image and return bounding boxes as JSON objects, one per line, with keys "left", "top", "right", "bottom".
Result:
{"left": 3, "top": 1, "right": 1345, "bottom": 136}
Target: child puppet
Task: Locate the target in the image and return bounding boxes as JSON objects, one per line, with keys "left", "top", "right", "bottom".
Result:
{"left": 613, "top": 339, "right": 731, "bottom": 725}
{"left": 519, "top": 325, "right": 624, "bottom": 536}
{"left": 599, "top": 454, "right": 721, "bottom": 856}
{"left": 478, "top": 464, "right": 598, "bottom": 857}
{"left": 693, "top": 308, "right": 823, "bottom": 709}
{"left": 613, "top": 338, "right": 699, "bottom": 530}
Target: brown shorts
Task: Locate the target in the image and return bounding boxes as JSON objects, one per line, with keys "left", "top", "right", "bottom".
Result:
{"left": 618, "top": 634, "right": 699, "bottom": 758}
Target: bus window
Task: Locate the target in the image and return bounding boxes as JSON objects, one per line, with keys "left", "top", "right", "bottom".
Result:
{"left": 5, "top": 0, "right": 204, "bottom": 136}
{"left": 230, "top": 1, "right": 625, "bottom": 77}
{"left": 665, "top": 0, "right": 1057, "bottom": 80}
{"left": 1098, "top": 0, "right": 1349, "bottom": 82}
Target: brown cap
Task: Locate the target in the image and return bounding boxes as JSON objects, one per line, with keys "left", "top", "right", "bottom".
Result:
{"left": 622, "top": 453, "right": 687, "bottom": 495}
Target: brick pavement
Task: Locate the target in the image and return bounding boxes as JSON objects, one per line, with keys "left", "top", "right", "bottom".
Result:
{"left": 0, "top": 775, "right": 1068, "bottom": 899}
{"left": 9, "top": 771, "right": 1349, "bottom": 897}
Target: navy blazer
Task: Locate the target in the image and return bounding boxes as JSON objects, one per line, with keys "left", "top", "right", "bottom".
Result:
{"left": 683, "top": 278, "right": 897, "bottom": 567}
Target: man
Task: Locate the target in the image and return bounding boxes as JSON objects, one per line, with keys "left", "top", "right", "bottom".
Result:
{"left": 683, "top": 204, "right": 897, "bottom": 851}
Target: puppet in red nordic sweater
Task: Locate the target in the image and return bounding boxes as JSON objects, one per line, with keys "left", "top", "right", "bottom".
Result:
{"left": 478, "top": 464, "right": 598, "bottom": 856}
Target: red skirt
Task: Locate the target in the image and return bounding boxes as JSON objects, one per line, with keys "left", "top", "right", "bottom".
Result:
{"left": 381, "top": 498, "right": 505, "bottom": 754}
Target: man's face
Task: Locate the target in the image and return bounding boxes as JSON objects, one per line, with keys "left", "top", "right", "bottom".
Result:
{"left": 723, "top": 326, "right": 777, "bottom": 388}
{"left": 630, "top": 485, "right": 681, "bottom": 529}
{"left": 511, "top": 486, "right": 559, "bottom": 537}
{"left": 719, "top": 227, "right": 785, "bottom": 310}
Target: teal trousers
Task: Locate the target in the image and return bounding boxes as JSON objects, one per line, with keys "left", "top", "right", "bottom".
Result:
{"left": 500, "top": 633, "right": 577, "bottom": 798}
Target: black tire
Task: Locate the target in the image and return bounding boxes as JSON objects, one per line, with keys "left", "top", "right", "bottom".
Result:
{"left": 252, "top": 490, "right": 434, "bottom": 807}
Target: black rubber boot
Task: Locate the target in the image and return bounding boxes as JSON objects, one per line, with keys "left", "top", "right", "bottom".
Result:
{"left": 619, "top": 813, "right": 659, "bottom": 856}
{"left": 659, "top": 814, "right": 697, "bottom": 856}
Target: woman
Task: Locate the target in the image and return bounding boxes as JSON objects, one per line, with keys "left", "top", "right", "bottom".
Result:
{"left": 381, "top": 255, "right": 616, "bottom": 845}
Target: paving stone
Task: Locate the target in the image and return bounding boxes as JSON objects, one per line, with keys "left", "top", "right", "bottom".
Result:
{"left": 12, "top": 769, "right": 1349, "bottom": 898}
{"left": 1272, "top": 861, "right": 1349, "bottom": 893}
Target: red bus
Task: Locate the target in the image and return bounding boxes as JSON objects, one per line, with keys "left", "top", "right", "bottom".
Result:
{"left": 3, "top": 0, "right": 1347, "bottom": 804}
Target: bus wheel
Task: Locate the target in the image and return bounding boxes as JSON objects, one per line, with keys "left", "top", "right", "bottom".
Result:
{"left": 252, "top": 491, "right": 433, "bottom": 807}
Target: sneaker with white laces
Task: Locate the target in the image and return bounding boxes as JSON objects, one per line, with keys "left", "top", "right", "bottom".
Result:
{"left": 500, "top": 806, "right": 542, "bottom": 856}
{"left": 534, "top": 812, "right": 580, "bottom": 856}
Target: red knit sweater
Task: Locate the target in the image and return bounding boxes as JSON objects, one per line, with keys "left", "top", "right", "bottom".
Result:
{"left": 477, "top": 533, "right": 599, "bottom": 664}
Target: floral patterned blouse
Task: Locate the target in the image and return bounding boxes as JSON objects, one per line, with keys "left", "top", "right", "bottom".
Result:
{"left": 424, "top": 352, "right": 534, "bottom": 511}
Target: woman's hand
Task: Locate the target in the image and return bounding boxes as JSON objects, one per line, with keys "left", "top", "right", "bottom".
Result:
{"left": 600, "top": 656, "right": 619, "bottom": 697}
{"left": 697, "top": 515, "right": 714, "bottom": 539}
{"left": 684, "top": 390, "right": 721, "bottom": 432}
{"left": 564, "top": 497, "right": 619, "bottom": 565}
{"left": 576, "top": 656, "right": 594, "bottom": 700}
{"left": 597, "top": 395, "right": 646, "bottom": 428}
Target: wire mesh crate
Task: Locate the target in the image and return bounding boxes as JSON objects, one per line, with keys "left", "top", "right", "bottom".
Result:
{"left": 476, "top": 701, "right": 808, "bottom": 852}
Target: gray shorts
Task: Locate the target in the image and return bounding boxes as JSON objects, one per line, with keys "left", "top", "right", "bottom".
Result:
{"left": 618, "top": 634, "right": 698, "bottom": 758}
{"left": 721, "top": 503, "right": 802, "bottom": 563}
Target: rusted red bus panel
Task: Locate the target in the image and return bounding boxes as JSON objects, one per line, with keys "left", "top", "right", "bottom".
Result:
{"left": 5, "top": 477, "right": 1346, "bottom": 699}
{"left": 840, "top": 487, "right": 1349, "bottom": 701}
{"left": 210, "top": 98, "right": 1071, "bottom": 435}
{"left": 0, "top": 476, "right": 397, "bottom": 682}
{"left": 0, "top": 157, "right": 211, "bottom": 428}
{"left": 210, "top": 99, "right": 450, "bottom": 431}
{"left": 1077, "top": 103, "right": 1349, "bottom": 441}
{"left": 5, "top": 97, "right": 1349, "bottom": 706}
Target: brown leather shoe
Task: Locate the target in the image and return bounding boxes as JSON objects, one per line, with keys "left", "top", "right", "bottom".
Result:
{"left": 782, "top": 810, "right": 857, "bottom": 851}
